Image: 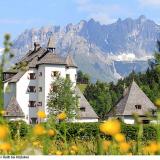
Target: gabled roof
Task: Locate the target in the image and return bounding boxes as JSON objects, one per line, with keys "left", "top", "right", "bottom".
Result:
{"left": 66, "top": 54, "right": 77, "bottom": 68}
{"left": 37, "top": 52, "right": 66, "bottom": 65}
{"left": 75, "top": 87, "right": 98, "bottom": 119}
{"left": 4, "top": 97, "right": 25, "bottom": 117}
{"left": 6, "top": 71, "right": 26, "bottom": 83}
{"left": 108, "top": 81, "right": 156, "bottom": 117}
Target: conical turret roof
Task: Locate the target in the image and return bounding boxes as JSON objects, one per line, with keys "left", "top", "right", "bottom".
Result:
{"left": 108, "top": 81, "right": 156, "bottom": 116}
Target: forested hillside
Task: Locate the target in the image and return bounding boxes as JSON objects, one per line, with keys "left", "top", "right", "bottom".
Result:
{"left": 83, "top": 43, "right": 160, "bottom": 120}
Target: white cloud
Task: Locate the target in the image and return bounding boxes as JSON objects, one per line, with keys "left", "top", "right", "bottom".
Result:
{"left": 139, "top": 0, "right": 160, "bottom": 6}
{"left": 75, "top": 0, "right": 122, "bottom": 24}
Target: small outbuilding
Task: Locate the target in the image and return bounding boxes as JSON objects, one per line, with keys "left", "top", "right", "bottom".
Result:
{"left": 107, "top": 81, "right": 156, "bottom": 124}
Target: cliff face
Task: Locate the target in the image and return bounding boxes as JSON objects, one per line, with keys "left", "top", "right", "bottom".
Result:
{"left": 11, "top": 15, "right": 160, "bottom": 82}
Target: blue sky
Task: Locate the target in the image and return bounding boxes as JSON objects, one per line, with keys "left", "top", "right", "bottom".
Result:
{"left": 1, "top": 0, "right": 160, "bottom": 47}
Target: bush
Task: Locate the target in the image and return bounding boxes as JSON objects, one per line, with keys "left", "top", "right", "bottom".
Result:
{"left": 8, "top": 120, "right": 29, "bottom": 138}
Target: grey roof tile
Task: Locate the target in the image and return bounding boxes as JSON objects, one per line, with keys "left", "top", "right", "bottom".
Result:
{"left": 66, "top": 54, "right": 77, "bottom": 68}
{"left": 4, "top": 96, "right": 25, "bottom": 117}
{"left": 75, "top": 87, "right": 98, "bottom": 119}
{"left": 108, "top": 81, "right": 156, "bottom": 117}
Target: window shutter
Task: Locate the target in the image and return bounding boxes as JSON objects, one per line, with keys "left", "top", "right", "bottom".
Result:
{"left": 27, "top": 87, "right": 30, "bottom": 92}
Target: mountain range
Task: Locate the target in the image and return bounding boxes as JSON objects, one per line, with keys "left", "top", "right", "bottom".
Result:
{"left": 9, "top": 15, "right": 160, "bottom": 82}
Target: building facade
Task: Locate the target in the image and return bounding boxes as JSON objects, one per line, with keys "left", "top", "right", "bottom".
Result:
{"left": 3, "top": 37, "right": 98, "bottom": 124}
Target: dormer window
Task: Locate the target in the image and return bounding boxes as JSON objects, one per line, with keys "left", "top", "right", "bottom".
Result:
{"left": 27, "top": 86, "right": 36, "bottom": 93}
{"left": 135, "top": 105, "right": 142, "bottom": 109}
{"left": 51, "top": 71, "right": 60, "bottom": 77}
{"left": 80, "top": 107, "right": 85, "bottom": 112}
{"left": 28, "top": 73, "right": 36, "bottom": 80}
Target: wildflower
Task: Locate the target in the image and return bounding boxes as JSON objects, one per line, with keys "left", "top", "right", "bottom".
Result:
{"left": 32, "top": 141, "right": 41, "bottom": 147}
{"left": 143, "top": 146, "right": 150, "bottom": 155}
{"left": 33, "top": 124, "right": 46, "bottom": 136}
{"left": 37, "top": 111, "right": 46, "bottom": 119}
{"left": 70, "top": 150, "right": 76, "bottom": 155}
{"left": 0, "top": 110, "right": 6, "bottom": 116}
{"left": 48, "top": 129, "right": 56, "bottom": 137}
{"left": 99, "top": 119, "right": 121, "bottom": 136}
{"left": 102, "top": 140, "right": 111, "bottom": 151}
{"left": 70, "top": 145, "right": 78, "bottom": 153}
{"left": 55, "top": 150, "right": 62, "bottom": 155}
{"left": 0, "top": 142, "right": 12, "bottom": 152}
{"left": 57, "top": 112, "right": 67, "bottom": 121}
{"left": 149, "top": 142, "right": 159, "bottom": 154}
{"left": 119, "top": 142, "right": 130, "bottom": 153}
{"left": 0, "top": 125, "right": 9, "bottom": 140}
{"left": 114, "top": 133, "right": 125, "bottom": 143}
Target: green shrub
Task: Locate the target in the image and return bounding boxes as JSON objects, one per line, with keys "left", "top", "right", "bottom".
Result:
{"left": 54, "top": 122, "right": 157, "bottom": 141}
{"left": 8, "top": 120, "right": 29, "bottom": 138}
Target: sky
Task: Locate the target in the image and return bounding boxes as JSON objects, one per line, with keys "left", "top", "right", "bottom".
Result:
{"left": 1, "top": 0, "right": 160, "bottom": 47}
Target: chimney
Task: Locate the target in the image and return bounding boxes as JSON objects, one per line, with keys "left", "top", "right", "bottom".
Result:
{"left": 34, "top": 42, "right": 40, "bottom": 51}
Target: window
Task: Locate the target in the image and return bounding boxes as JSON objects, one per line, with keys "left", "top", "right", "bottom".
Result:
{"left": 28, "top": 73, "right": 36, "bottom": 79}
{"left": 135, "top": 105, "right": 142, "bottom": 109}
{"left": 51, "top": 71, "right": 60, "bottom": 77}
{"left": 39, "top": 72, "right": 42, "bottom": 76}
{"left": 27, "top": 86, "right": 36, "bottom": 92}
{"left": 66, "top": 74, "right": 70, "bottom": 79}
{"left": 39, "top": 87, "right": 42, "bottom": 92}
{"left": 28, "top": 101, "right": 36, "bottom": 107}
{"left": 50, "top": 85, "right": 57, "bottom": 92}
{"left": 80, "top": 107, "right": 85, "bottom": 112}
{"left": 30, "top": 118, "right": 38, "bottom": 124}
{"left": 37, "top": 102, "right": 42, "bottom": 106}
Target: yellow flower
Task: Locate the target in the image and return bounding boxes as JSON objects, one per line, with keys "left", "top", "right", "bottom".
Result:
{"left": 155, "top": 98, "right": 160, "bottom": 108}
{"left": 99, "top": 119, "right": 121, "bottom": 136}
{"left": 0, "top": 110, "right": 6, "bottom": 116}
{"left": 70, "top": 150, "right": 76, "bottom": 155}
{"left": 114, "top": 133, "right": 125, "bottom": 143}
{"left": 102, "top": 140, "right": 111, "bottom": 151}
{"left": 37, "top": 111, "right": 46, "bottom": 119}
{"left": 57, "top": 112, "right": 67, "bottom": 121}
{"left": 70, "top": 145, "right": 78, "bottom": 153}
{"left": 149, "top": 142, "right": 159, "bottom": 154}
{"left": 0, "top": 125, "right": 9, "bottom": 140}
{"left": 32, "top": 141, "right": 41, "bottom": 147}
{"left": 119, "top": 142, "right": 130, "bottom": 153}
{"left": 55, "top": 150, "right": 62, "bottom": 155}
{"left": 33, "top": 124, "right": 46, "bottom": 136}
{"left": 48, "top": 129, "right": 56, "bottom": 137}
{"left": 143, "top": 146, "right": 150, "bottom": 155}
{"left": 0, "top": 143, "right": 12, "bottom": 152}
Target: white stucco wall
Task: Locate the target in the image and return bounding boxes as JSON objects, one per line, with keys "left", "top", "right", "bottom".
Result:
{"left": 4, "top": 63, "right": 81, "bottom": 124}
{"left": 123, "top": 116, "right": 135, "bottom": 124}
{"left": 16, "top": 69, "right": 38, "bottom": 123}
{"left": 71, "top": 118, "right": 98, "bottom": 123}
{"left": 65, "top": 67, "right": 77, "bottom": 87}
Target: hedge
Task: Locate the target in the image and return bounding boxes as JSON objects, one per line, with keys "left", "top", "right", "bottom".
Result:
{"left": 7, "top": 120, "right": 158, "bottom": 141}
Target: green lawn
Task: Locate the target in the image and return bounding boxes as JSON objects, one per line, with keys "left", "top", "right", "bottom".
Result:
{"left": 77, "top": 84, "right": 87, "bottom": 93}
